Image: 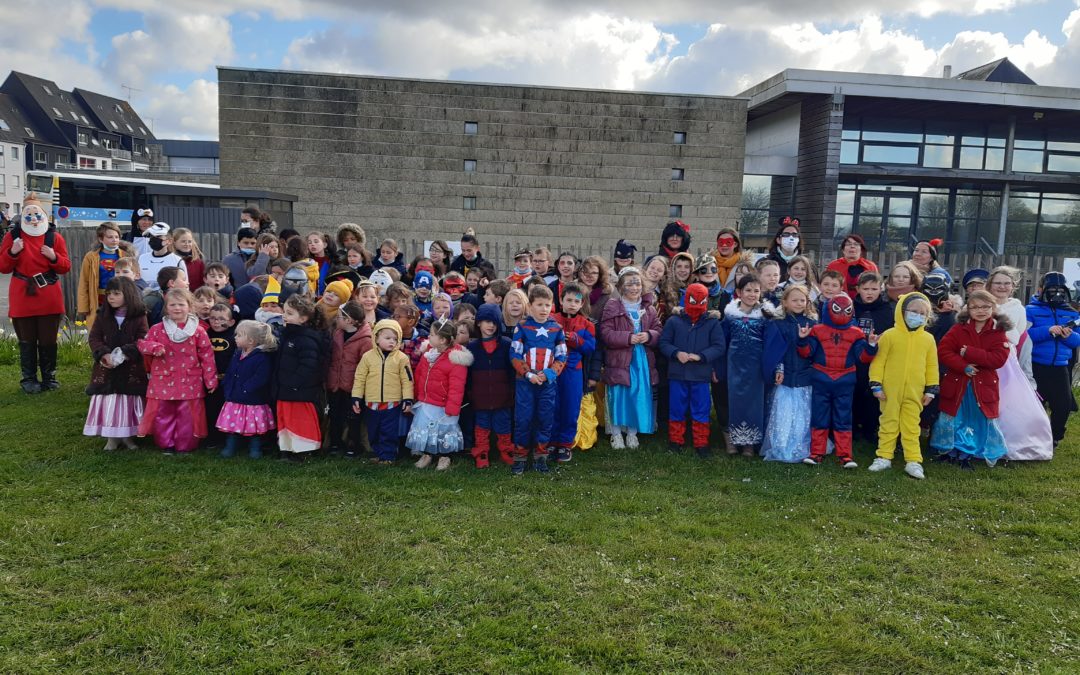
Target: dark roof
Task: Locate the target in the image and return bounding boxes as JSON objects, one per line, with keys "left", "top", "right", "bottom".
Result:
{"left": 0, "top": 92, "right": 45, "bottom": 144}
{"left": 157, "top": 139, "right": 218, "bottom": 158}
{"left": 73, "top": 88, "right": 155, "bottom": 141}
{"left": 7, "top": 72, "right": 96, "bottom": 127}
{"left": 955, "top": 58, "right": 1037, "bottom": 85}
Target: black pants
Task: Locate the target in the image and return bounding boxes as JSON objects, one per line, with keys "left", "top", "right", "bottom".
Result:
{"left": 1032, "top": 363, "right": 1075, "bottom": 443}
{"left": 711, "top": 380, "right": 729, "bottom": 432}
{"left": 12, "top": 314, "right": 61, "bottom": 345}
{"left": 327, "top": 391, "right": 363, "bottom": 453}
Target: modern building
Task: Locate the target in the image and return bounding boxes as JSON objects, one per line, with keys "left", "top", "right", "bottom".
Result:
{"left": 218, "top": 67, "right": 747, "bottom": 252}
{"left": 0, "top": 72, "right": 156, "bottom": 176}
{"left": 156, "top": 139, "right": 220, "bottom": 175}
{"left": 740, "top": 58, "right": 1080, "bottom": 258}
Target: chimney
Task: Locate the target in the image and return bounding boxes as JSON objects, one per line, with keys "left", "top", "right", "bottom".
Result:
{"left": 943, "top": 65, "right": 952, "bottom": 78}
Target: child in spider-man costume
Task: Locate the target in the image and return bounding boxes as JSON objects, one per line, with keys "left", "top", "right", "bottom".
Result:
{"left": 797, "top": 292, "right": 879, "bottom": 468}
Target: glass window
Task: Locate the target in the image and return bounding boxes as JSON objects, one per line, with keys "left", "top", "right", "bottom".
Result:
{"left": 834, "top": 214, "right": 853, "bottom": 238}
{"left": 861, "top": 118, "right": 922, "bottom": 143}
{"left": 740, "top": 175, "right": 771, "bottom": 234}
{"left": 464, "top": 121, "right": 478, "bottom": 135}
{"left": 923, "top": 144, "right": 953, "bottom": 168}
{"left": 840, "top": 141, "right": 859, "bottom": 164}
{"left": 1040, "top": 198, "right": 1074, "bottom": 219}
{"left": 835, "top": 188, "right": 855, "bottom": 214}
{"left": 673, "top": 131, "right": 687, "bottom": 144}
{"left": 858, "top": 195, "right": 884, "bottom": 215}
{"left": 919, "top": 217, "right": 949, "bottom": 242}
{"left": 984, "top": 148, "right": 1005, "bottom": 171}
{"left": 919, "top": 193, "right": 949, "bottom": 219}
{"left": 841, "top": 128, "right": 860, "bottom": 140}
{"left": 862, "top": 144, "right": 919, "bottom": 165}
{"left": 671, "top": 168, "right": 685, "bottom": 181}
{"left": 463, "top": 196, "right": 476, "bottom": 210}
{"left": 52, "top": 107, "right": 62, "bottom": 117}
{"left": 924, "top": 122, "right": 955, "bottom": 144}
{"left": 959, "top": 147, "right": 984, "bottom": 170}
{"left": 669, "top": 204, "right": 683, "bottom": 218}
{"left": 1047, "top": 154, "right": 1080, "bottom": 173}
{"left": 1037, "top": 220, "right": 1080, "bottom": 248}
{"left": 12, "top": 146, "right": 18, "bottom": 159}
{"left": 1013, "top": 150, "right": 1044, "bottom": 173}
{"left": 463, "top": 159, "right": 476, "bottom": 173}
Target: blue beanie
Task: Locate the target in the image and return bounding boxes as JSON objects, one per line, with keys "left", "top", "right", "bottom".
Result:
{"left": 476, "top": 303, "right": 503, "bottom": 332}
{"left": 413, "top": 270, "right": 434, "bottom": 291}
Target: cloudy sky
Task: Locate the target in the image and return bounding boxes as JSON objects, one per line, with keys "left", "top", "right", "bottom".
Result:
{"left": 5, "top": 0, "right": 1078, "bottom": 139}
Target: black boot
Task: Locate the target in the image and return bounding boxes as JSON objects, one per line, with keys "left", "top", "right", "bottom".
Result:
{"left": 19, "top": 342, "right": 41, "bottom": 394}
{"left": 38, "top": 344, "right": 60, "bottom": 391}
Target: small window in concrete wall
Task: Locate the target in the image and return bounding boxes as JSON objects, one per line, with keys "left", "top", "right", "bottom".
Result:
{"left": 464, "top": 159, "right": 477, "bottom": 172}
{"left": 464, "top": 121, "right": 478, "bottom": 135}
{"left": 671, "top": 168, "right": 685, "bottom": 181}
{"left": 463, "top": 196, "right": 477, "bottom": 210}
{"left": 673, "top": 131, "right": 687, "bottom": 144}
{"left": 669, "top": 204, "right": 682, "bottom": 218}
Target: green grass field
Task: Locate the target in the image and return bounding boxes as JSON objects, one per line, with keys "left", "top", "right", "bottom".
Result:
{"left": 0, "top": 346, "right": 1077, "bottom": 672}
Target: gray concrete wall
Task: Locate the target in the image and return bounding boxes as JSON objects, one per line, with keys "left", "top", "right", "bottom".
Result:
{"left": 217, "top": 68, "right": 746, "bottom": 264}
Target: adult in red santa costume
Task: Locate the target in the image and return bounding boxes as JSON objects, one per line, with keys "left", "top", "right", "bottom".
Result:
{"left": 0, "top": 192, "right": 72, "bottom": 393}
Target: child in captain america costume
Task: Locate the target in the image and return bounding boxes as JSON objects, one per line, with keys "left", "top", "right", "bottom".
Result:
{"left": 553, "top": 282, "right": 596, "bottom": 463}
{"left": 510, "top": 284, "right": 568, "bottom": 475}
{"left": 797, "top": 292, "right": 879, "bottom": 468}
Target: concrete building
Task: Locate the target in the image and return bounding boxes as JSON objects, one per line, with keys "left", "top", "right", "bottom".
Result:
{"left": 740, "top": 59, "right": 1080, "bottom": 258}
{"left": 156, "top": 139, "right": 220, "bottom": 175}
{"left": 218, "top": 67, "right": 746, "bottom": 257}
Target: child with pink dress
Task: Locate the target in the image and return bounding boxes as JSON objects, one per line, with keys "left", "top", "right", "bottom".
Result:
{"left": 137, "top": 288, "right": 217, "bottom": 454}
{"left": 217, "top": 320, "right": 277, "bottom": 459}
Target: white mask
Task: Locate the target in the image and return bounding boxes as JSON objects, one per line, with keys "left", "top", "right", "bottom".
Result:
{"left": 781, "top": 236, "right": 799, "bottom": 251}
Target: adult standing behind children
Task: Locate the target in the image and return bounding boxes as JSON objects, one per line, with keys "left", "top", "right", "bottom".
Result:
{"left": 826, "top": 234, "right": 878, "bottom": 296}
{"left": 711, "top": 228, "right": 743, "bottom": 292}
{"left": 764, "top": 216, "right": 803, "bottom": 281}
{"left": 0, "top": 192, "right": 72, "bottom": 394}
{"left": 450, "top": 231, "right": 486, "bottom": 277}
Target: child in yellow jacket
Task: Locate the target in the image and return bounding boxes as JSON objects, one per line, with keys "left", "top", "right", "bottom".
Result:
{"left": 352, "top": 319, "right": 414, "bottom": 464}
{"left": 867, "top": 292, "right": 940, "bottom": 479}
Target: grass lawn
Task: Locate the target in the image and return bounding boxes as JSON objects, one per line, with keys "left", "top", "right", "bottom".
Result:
{"left": 1, "top": 347, "right": 1078, "bottom": 672}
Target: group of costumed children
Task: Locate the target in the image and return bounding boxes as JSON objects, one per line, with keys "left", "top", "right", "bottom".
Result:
{"left": 77, "top": 216, "right": 1078, "bottom": 478}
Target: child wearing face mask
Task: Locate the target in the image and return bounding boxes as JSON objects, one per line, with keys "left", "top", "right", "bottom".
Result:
{"left": 138, "top": 223, "right": 187, "bottom": 291}
{"left": 867, "top": 293, "right": 939, "bottom": 480}
{"left": 507, "top": 248, "right": 536, "bottom": 289}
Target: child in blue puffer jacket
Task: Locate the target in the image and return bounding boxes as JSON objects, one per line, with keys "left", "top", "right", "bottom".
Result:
{"left": 1026, "top": 272, "right": 1080, "bottom": 447}
{"left": 217, "top": 320, "right": 277, "bottom": 459}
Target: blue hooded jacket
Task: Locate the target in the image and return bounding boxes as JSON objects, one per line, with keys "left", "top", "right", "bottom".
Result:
{"left": 1026, "top": 296, "right": 1080, "bottom": 366}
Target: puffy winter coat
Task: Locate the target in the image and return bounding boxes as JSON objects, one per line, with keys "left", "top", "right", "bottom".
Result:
{"left": 762, "top": 312, "right": 815, "bottom": 388}
{"left": 601, "top": 296, "right": 661, "bottom": 387}
{"left": 414, "top": 344, "right": 473, "bottom": 415}
{"left": 658, "top": 313, "right": 725, "bottom": 382}
{"left": 222, "top": 348, "right": 274, "bottom": 405}
{"left": 137, "top": 321, "right": 218, "bottom": 400}
{"left": 272, "top": 323, "right": 330, "bottom": 402}
{"left": 937, "top": 316, "right": 1011, "bottom": 418}
{"left": 352, "top": 347, "right": 414, "bottom": 404}
{"left": 327, "top": 324, "right": 373, "bottom": 393}
{"left": 466, "top": 336, "right": 514, "bottom": 410}
{"left": 1026, "top": 297, "right": 1080, "bottom": 366}
{"left": 869, "top": 292, "right": 940, "bottom": 400}
{"left": 86, "top": 310, "right": 149, "bottom": 396}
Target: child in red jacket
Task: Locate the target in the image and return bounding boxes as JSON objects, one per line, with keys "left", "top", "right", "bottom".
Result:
{"left": 327, "top": 301, "right": 373, "bottom": 457}
{"left": 929, "top": 290, "right": 1012, "bottom": 469}
{"left": 406, "top": 318, "right": 473, "bottom": 470}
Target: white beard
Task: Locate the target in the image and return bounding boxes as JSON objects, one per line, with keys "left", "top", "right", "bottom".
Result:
{"left": 21, "top": 219, "right": 48, "bottom": 237}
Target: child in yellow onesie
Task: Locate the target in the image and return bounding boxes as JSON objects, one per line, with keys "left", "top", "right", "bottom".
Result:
{"left": 867, "top": 292, "right": 940, "bottom": 480}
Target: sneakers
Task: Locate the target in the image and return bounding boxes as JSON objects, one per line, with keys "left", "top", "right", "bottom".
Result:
{"left": 802, "top": 457, "right": 820, "bottom": 465}
{"left": 625, "top": 433, "right": 639, "bottom": 449}
{"left": 695, "top": 446, "right": 712, "bottom": 459}
{"left": 904, "top": 462, "right": 925, "bottom": 480}
{"left": 533, "top": 456, "right": 550, "bottom": 473}
{"left": 609, "top": 432, "right": 625, "bottom": 450}
{"left": 555, "top": 447, "right": 572, "bottom": 463}
{"left": 414, "top": 454, "right": 433, "bottom": 469}
{"left": 511, "top": 458, "right": 527, "bottom": 476}
{"left": 842, "top": 460, "right": 858, "bottom": 469}
{"left": 435, "top": 456, "right": 451, "bottom": 471}
{"left": 868, "top": 458, "right": 892, "bottom": 472}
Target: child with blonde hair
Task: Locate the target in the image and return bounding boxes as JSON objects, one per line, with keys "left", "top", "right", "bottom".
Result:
{"left": 218, "top": 320, "right": 277, "bottom": 459}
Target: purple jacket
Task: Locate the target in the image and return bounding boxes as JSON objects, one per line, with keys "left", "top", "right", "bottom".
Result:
{"left": 600, "top": 296, "right": 661, "bottom": 387}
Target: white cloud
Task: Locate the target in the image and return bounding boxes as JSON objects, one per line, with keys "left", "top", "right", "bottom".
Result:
{"left": 103, "top": 12, "right": 234, "bottom": 90}
{"left": 138, "top": 79, "right": 219, "bottom": 139}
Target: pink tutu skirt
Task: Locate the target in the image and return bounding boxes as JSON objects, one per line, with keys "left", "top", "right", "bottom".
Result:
{"left": 216, "top": 402, "right": 275, "bottom": 436}
{"left": 84, "top": 394, "right": 144, "bottom": 438}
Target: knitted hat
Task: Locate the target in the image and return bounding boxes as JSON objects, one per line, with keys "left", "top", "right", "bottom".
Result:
{"left": 324, "top": 279, "right": 354, "bottom": 302}
{"left": 413, "top": 270, "right": 435, "bottom": 291}
{"left": 614, "top": 239, "right": 637, "bottom": 260}
{"left": 372, "top": 318, "right": 403, "bottom": 345}
{"left": 369, "top": 269, "right": 393, "bottom": 296}
{"left": 962, "top": 268, "right": 990, "bottom": 289}
{"left": 476, "top": 303, "right": 503, "bottom": 331}
{"left": 261, "top": 276, "right": 282, "bottom": 306}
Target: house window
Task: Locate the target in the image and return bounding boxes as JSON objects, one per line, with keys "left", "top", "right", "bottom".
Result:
{"left": 0, "top": 175, "right": 5, "bottom": 191}
{"left": 12, "top": 146, "right": 19, "bottom": 159}
{"left": 52, "top": 107, "right": 62, "bottom": 117}
{"left": 464, "top": 159, "right": 477, "bottom": 172}
{"left": 42, "top": 85, "right": 53, "bottom": 95}
{"left": 109, "top": 120, "right": 118, "bottom": 130}
{"left": 463, "top": 196, "right": 477, "bottom": 210}
{"left": 671, "top": 168, "right": 685, "bottom": 181}
{"left": 114, "top": 104, "right": 123, "bottom": 113}
{"left": 77, "top": 131, "right": 89, "bottom": 146}
{"left": 133, "top": 140, "right": 145, "bottom": 155}
{"left": 669, "top": 204, "right": 683, "bottom": 218}
{"left": 70, "top": 111, "right": 79, "bottom": 121}
{"left": 79, "top": 157, "right": 96, "bottom": 169}
{"left": 0, "top": 145, "right": 4, "bottom": 168}
{"left": 139, "top": 126, "right": 147, "bottom": 135}
{"left": 464, "top": 121, "right": 478, "bottom": 135}
{"left": 81, "top": 115, "right": 90, "bottom": 125}
{"left": 673, "top": 131, "right": 687, "bottom": 144}
{"left": 0, "top": 118, "right": 9, "bottom": 131}
{"left": 13, "top": 175, "right": 19, "bottom": 189}
{"left": 36, "top": 151, "right": 47, "bottom": 164}
{"left": 24, "top": 127, "right": 34, "bottom": 138}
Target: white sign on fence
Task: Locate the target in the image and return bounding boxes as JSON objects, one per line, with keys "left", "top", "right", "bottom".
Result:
{"left": 1063, "top": 258, "right": 1080, "bottom": 294}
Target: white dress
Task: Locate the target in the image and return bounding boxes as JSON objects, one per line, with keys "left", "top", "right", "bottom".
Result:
{"left": 994, "top": 297, "right": 1053, "bottom": 460}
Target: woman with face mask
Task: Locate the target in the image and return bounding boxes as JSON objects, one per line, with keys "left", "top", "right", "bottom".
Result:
{"left": 765, "top": 216, "right": 803, "bottom": 281}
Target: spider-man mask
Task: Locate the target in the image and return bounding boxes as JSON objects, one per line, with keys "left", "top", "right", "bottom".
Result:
{"left": 827, "top": 293, "right": 855, "bottom": 326}
{"left": 685, "top": 283, "right": 708, "bottom": 321}
{"left": 443, "top": 277, "right": 467, "bottom": 296}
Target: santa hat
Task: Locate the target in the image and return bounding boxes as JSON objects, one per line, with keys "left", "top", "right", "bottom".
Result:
{"left": 261, "top": 276, "right": 281, "bottom": 306}
{"left": 324, "top": 279, "right": 354, "bottom": 302}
